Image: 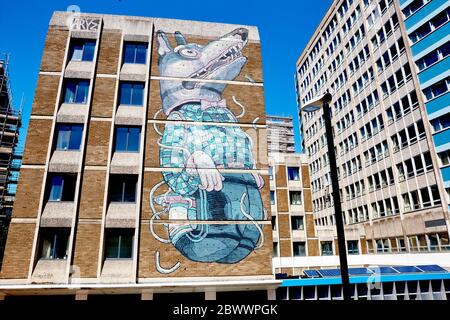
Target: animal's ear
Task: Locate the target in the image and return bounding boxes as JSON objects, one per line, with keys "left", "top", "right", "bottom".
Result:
{"left": 156, "top": 30, "right": 172, "bottom": 56}
{"left": 174, "top": 31, "right": 187, "bottom": 46}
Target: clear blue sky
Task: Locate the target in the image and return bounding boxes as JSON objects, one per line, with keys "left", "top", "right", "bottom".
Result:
{"left": 0, "top": 0, "right": 332, "bottom": 151}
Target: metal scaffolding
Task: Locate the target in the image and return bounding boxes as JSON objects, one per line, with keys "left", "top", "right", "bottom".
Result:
{"left": 0, "top": 52, "right": 23, "bottom": 268}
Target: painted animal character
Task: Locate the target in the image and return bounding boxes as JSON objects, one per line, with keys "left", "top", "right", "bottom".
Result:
{"left": 153, "top": 28, "right": 265, "bottom": 266}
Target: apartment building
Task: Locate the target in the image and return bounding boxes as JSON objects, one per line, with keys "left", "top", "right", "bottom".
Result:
{"left": 266, "top": 116, "right": 296, "bottom": 155}
{"left": 0, "top": 12, "right": 277, "bottom": 300}
{"left": 399, "top": 0, "right": 450, "bottom": 210}
{"left": 295, "top": 0, "right": 450, "bottom": 259}
{"left": 0, "top": 53, "right": 22, "bottom": 269}
{"left": 270, "top": 152, "right": 316, "bottom": 276}
{"left": 266, "top": 116, "right": 316, "bottom": 276}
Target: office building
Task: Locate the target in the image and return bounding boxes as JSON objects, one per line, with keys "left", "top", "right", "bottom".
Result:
{"left": 267, "top": 116, "right": 296, "bottom": 155}
{"left": 399, "top": 0, "right": 450, "bottom": 210}
{"left": 295, "top": 0, "right": 450, "bottom": 260}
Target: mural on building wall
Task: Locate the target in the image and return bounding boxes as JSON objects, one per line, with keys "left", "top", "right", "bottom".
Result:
{"left": 149, "top": 28, "right": 266, "bottom": 274}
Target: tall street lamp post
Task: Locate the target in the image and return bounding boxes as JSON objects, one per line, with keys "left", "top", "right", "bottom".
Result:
{"left": 302, "top": 92, "right": 351, "bottom": 300}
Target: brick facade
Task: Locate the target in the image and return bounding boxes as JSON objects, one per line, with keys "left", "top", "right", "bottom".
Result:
{"left": 91, "top": 77, "right": 116, "bottom": 118}
{"left": 31, "top": 75, "right": 60, "bottom": 116}
{"left": 0, "top": 223, "right": 35, "bottom": 279}
{"left": 79, "top": 170, "right": 107, "bottom": 219}
{"left": 84, "top": 121, "right": 111, "bottom": 166}
{"left": 40, "top": 27, "right": 68, "bottom": 72}
{"left": 72, "top": 223, "right": 101, "bottom": 278}
{"left": 12, "top": 168, "right": 45, "bottom": 218}
{"left": 22, "top": 119, "right": 52, "bottom": 165}
{"left": 96, "top": 30, "right": 121, "bottom": 75}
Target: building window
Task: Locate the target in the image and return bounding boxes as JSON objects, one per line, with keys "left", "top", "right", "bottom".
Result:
{"left": 269, "top": 166, "right": 273, "bottom": 180}
{"left": 402, "top": 0, "right": 431, "bottom": 19}
{"left": 47, "top": 174, "right": 77, "bottom": 202}
{"left": 271, "top": 216, "right": 277, "bottom": 231}
{"left": 64, "top": 80, "right": 89, "bottom": 104}
{"left": 109, "top": 175, "right": 137, "bottom": 203}
{"left": 288, "top": 167, "right": 300, "bottom": 181}
{"left": 391, "top": 120, "right": 425, "bottom": 152}
{"left": 428, "top": 234, "right": 439, "bottom": 251}
{"left": 380, "top": 64, "right": 412, "bottom": 97}
{"left": 39, "top": 228, "right": 70, "bottom": 260}
{"left": 293, "top": 242, "right": 306, "bottom": 257}
{"left": 376, "top": 239, "right": 390, "bottom": 253}
{"left": 416, "top": 41, "right": 450, "bottom": 71}
{"left": 386, "top": 91, "right": 418, "bottom": 123}
{"left": 123, "top": 42, "right": 147, "bottom": 64}
{"left": 114, "top": 126, "right": 141, "bottom": 152}
{"left": 273, "top": 242, "right": 279, "bottom": 257}
{"left": 347, "top": 240, "right": 359, "bottom": 254}
{"left": 270, "top": 191, "right": 275, "bottom": 205}
{"left": 402, "top": 185, "right": 441, "bottom": 212}
{"left": 423, "top": 76, "right": 450, "bottom": 101}
{"left": 55, "top": 124, "right": 83, "bottom": 151}
{"left": 431, "top": 112, "right": 450, "bottom": 132}
{"left": 105, "top": 229, "right": 134, "bottom": 259}
{"left": 321, "top": 241, "right": 333, "bottom": 256}
{"left": 409, "top": 8, "right": 450, "bottom": 44}
{"left": 119, "top": 82, "right": 144, "bottom": 106}
{"left": 291, "top": 216, "right": 304, "bottom": 230}
{"left": 289, "top": 191, "right": 302, "bottom": 205}
{"left": 69, "top": 39, "right": 96, "bottom": 62}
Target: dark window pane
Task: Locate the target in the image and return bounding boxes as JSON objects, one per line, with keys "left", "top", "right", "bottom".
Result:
{"left": 82, "top": 41, "right": 96, "bottom": 61}
{"left": 75, "top": 80, "right": 89, "bottom": 104}
{"left": 40, "top": 229, "right": 69, "bottom": 259}
{"left": 71, "top": 39, "right": 96, "bottom": 61}
{"left": 131, "top": 83, "right": 144, "bottom": 106}
{"left": 109, "top": 175, "right": 137, "bottom": 203}
{"left": 127, "top": 127, "right": 141, "bottom": 152}
{"left": 293, "top": 242, "right": 306, "bottom": 257}
{"left": 120, "top": 83, "right": 132, "bottom": 105}
{"left": 64, "top": 82, "right": 77, "bottom": 103}
{"left": 124, "top": 178, "right": 137, "bottom": 202}
{"left": 291, "top": 216, "right": 304, "bottom": 230}
{"left": 290, "top": 191, "right": 302, "bottom": 205}
{"left": 68, "top": 125, "right": 83, "bottom": 150}
{"left": 288, "top": 167, "right": 300, "bottom": 180}
{"left": 119, "top": 235, "right": 133, "bottom": 258}
{"left": 61, "top": 175, "right": 76, "bottom": 201}
{"left": 105, "top": 235, "right": 120, "bottom": 258}
{"left": 49, "top": 176, "right": 63, "bottom": 201}
{"left": 54, "top": 232, "right": 69, "bottom": 259}
{"left": 109, "top": 180, "right": 125, "bottom": 202}
{"left": 105, "top": 229, "right": 134, "bottom": 259}
{"left": 124, "top": 42, "right": 147, "bottom": 64}
{"left": 71, "top": 43, "right": 84, "bottom": 61}
{"left": 124, "top": 43, "right": 136, "bottom": 64}
{"left": 270, "top": 191, "right": 275, "bottom": 205}
{"left": 56, "top": 125, "right": 71, "bottom": 150}
{"left": 135, "top": 44, "right": 147, "bottom": 64}
{"left": 432, "top": 10, "right": 448, "bottom": 29}
{"left": 115, "top": 127, "right": 128, "bottom": 151}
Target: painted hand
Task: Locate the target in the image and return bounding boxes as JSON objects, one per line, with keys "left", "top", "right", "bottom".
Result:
{"left": 186, "top": 151, "right": 225, "bottom": 192}
{"left": 252, "top": 173, "right": 265, "bottom": 190}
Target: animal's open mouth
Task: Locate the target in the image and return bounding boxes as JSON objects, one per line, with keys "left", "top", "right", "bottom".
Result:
{"left": 182, "top": 44, "right": 245, "bottom": 89}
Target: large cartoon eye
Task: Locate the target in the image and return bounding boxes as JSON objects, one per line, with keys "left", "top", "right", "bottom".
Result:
{"left": 179, "top": 48, "right": 199, "bottom": 58}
